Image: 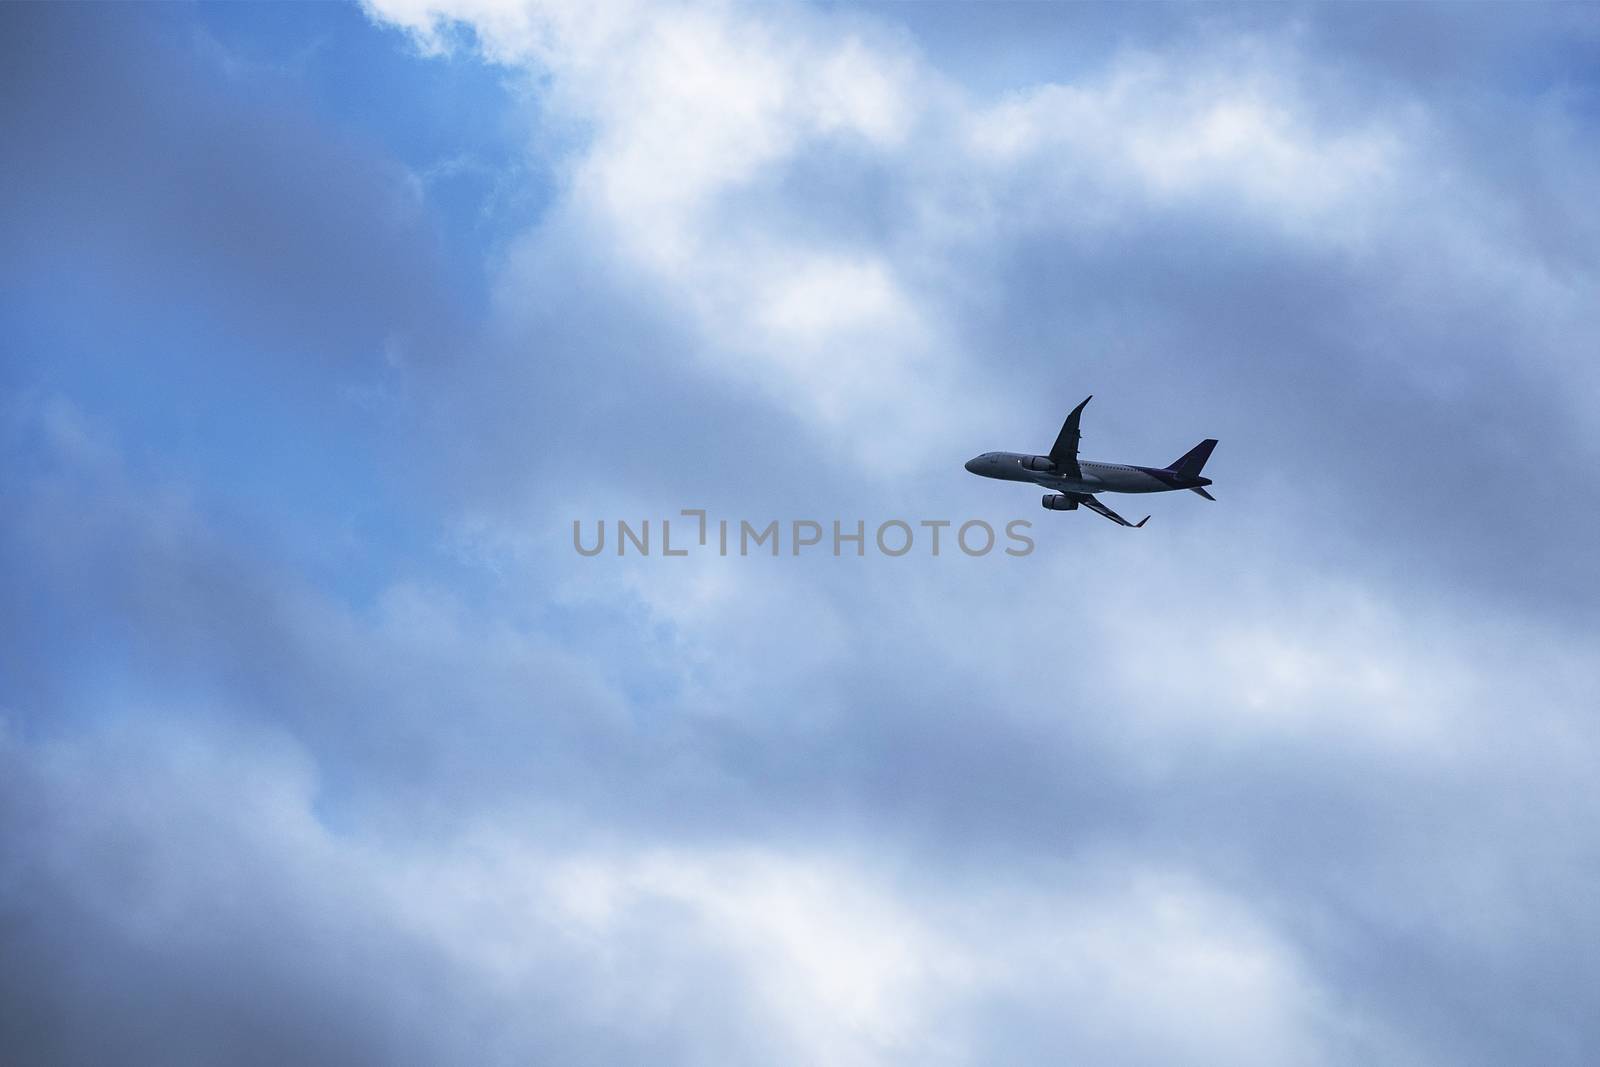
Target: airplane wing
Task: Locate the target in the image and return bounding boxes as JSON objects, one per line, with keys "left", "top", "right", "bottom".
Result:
{"left": 1075, "top": 493, "right": 1149, "bottom": 528}
{"left": 1047, "top": 395, "right": 1091, "bottom": 479}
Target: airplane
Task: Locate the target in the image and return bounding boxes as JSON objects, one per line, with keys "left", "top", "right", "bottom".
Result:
{"left": 964, "top": 396, "right": 1216, "bottom": 527}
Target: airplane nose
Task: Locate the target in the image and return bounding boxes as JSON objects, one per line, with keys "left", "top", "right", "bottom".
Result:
{"left": 964, "top": 457, "right": 980, "bottom": 474}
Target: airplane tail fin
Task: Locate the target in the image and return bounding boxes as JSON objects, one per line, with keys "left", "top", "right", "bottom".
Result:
{"left": 1166, "top": 439, "right": 1217, "bottom": 480}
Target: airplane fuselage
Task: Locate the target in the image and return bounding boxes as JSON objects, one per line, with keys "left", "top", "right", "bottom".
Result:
{"left": 963, "top": 452, "right": 1206, "bottom": 495}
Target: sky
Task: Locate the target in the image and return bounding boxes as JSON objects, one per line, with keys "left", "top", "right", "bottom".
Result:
{"left": 3, "top": 2, "right": 1599, "bottom": 1063}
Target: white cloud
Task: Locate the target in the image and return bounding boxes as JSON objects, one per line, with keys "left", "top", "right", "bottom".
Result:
{"left": 965, "top": 60, "right": 1404, "bottom": 232}
{"left": 364, "top": 1, "right": 962, "bottom": 460}
{"left": 2, "top": 716, "right": 1364, "bottom": 1066}
{"left": 363, "top": 0, "right": 1545, "bottom": 471}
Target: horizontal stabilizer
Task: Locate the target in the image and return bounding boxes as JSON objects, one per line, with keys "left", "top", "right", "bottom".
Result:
{"left": 1190, "top": 486, "right": 1216, "bottom": 501}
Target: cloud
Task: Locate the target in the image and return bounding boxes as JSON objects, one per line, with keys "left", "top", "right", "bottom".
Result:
{"left": 371, "top": 0, "right": 1600, "bottom": 534}
{"left": 12, "top": 379, "right": 1600, "bottom": 1065}
{"left": 6, "top": 3, "right": 1600, "bottom": 1065}
{"left": 0, "top": 714, "right": 1367, "bottom": 1066}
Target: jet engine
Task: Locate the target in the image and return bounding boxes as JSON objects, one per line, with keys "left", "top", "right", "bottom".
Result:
{"left": 1041, "top": 493, "right": 1078, "bottom": 511}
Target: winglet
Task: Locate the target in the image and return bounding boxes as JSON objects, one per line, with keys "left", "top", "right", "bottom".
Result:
{"left": 1135, "top": 516, "right": 1149, "bottom": 528}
